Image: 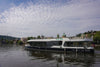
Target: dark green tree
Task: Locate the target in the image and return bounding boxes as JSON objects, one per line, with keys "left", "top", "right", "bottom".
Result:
{"left": 37, "top": 35, "right": 41, "bottom": 39}
{"left": 27, "top": 37, "right": 34, "bottom": 40}
{"left": 76, "top": 33, "right": 81, "bottom": 37}
{"left": 57, "top": 34, "right": 60, "bottom": 38}
{"left": 93, "top": 31, "right": 100, "bottom": 44}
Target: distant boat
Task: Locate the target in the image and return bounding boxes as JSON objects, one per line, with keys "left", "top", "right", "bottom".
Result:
{"left": 25, "top": 38, "right": 94, "bottom": 53}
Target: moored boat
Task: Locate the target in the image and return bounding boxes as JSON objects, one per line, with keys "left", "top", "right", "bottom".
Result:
{"left": 25, "top": 38, "right": 94, "bottom": 53}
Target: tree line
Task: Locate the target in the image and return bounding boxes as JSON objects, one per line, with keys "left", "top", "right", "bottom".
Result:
{"left": 76, "top": 30, "right": 100, "bottom": 44}
{"left": 0, "top": 30, "right": 100, "bottom": 45}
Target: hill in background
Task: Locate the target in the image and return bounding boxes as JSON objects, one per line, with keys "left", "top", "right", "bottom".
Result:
{"left": 76, "top": 30, "right": 100, "bottom": 44}
{"left": 0, "top": 35, "right": 20, "bottom": 40}
{"left": 0, "top": 35, "right": 20, "bottom": 44}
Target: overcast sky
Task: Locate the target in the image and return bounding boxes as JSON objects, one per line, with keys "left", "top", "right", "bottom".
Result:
{"left": 0, "top": 0, "right": 100, "bottom": 37}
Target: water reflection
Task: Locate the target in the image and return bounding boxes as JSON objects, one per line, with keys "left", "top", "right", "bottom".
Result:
{"left": 27, "top": 50, "right": 95, "bottom": 67}
{"left": 0, "top": 44, "right": 97, "bottom": 67}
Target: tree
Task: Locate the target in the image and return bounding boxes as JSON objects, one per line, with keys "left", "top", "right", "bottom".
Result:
{"left": 27, "top": 37, "right": 34, "bottom": 40}
{"left": 37, "top": 35, "right": 41, "bottom": 39}
{"left": 93, "top": 31, "right": 100, "bottom": 44}
{"left": 62, "top": 33, "right": 66, "bottom": 38}
{"left": 17, "top": 40, "right": 23, "bottom": 44}
{"left": 76, "top": 33, "right": 81, "bottom": 37}
{"left": 57, "top": 34, "right": 60, "bottom": 38}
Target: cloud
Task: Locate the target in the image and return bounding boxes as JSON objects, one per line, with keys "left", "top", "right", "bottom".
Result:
{"left": 0, "top": 0, "right": 100, "bottom": 37}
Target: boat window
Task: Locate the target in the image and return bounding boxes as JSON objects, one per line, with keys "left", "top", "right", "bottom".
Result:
{"left": 29, "top": 41, "right": 62, "bottom": 47}
{"left": 64, "top": 42, "right": 73, "bottom": 47}
{"left": 83, "top": 42, "right": 91, "bottom": 47}
{"left": 78, "top": 42, "right": 83, "bottom": 47}
{"left": 29, "top": 42, "right": 47, "bottom": 47}
{"left": 64, "top": 41, "right": 91, "bottom": 47}
{"left": 47, "top": 41, "right": 62, "bottom": 46}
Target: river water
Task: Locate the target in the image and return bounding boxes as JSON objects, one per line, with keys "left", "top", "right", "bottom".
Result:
{"left": 0, "top": 44, "right": 100, "bottom": 67}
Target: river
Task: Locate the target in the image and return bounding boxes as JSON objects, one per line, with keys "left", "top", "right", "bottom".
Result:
{"left": 0, "top": 44, "right": 100, "bottom": 67}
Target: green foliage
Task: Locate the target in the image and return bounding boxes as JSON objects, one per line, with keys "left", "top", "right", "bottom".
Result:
{"left": 87, "top": 34, "right": 92, "bottom": 38}
{"left": 57, "top": 34, "right": 60, "bottom": 38}
{"left": 27, "top": 37, "right": 35, "bottom": 40}
{"left": 62, "top": 33, "right": 66, "bottom": 37}
{"left": 93, "top": 31, "right": 100, "bottom": 44}
{"left": 17, "top": 40, "right": 23, "bottom": 44}
{"left": 76, "top": 30, "right": 95, "bottom": 37}
{"left": 0, "top": 35, "right": 20, "bottom": 44}
{"left": 37, "top": 35, "right": 41, "bottom": 39}
{"left": 0, "top": 39, "right": 13, "bottom": 44}
{"left": 76, "top": 33, "right": 81, "bottom": 37}
{"left": 0, "top": 35, "right": 20, "bottom": 40}
{"left": 76, "top": 31, "right": 100, "bottom": 44}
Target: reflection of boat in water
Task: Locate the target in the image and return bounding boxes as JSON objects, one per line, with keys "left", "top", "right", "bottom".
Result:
{"left": 26, "top": 38, "right": 94, "bottom": 53}
{"left": 27, "top": 50, "right": 95, "bottom": 67}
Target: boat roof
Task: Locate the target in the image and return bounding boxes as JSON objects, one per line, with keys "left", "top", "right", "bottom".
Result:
{"left": 27, "top": 38, "right": 64, "bottom": 42}
{"left": 27, "top": 38, "right": 93, "bottom": 42}
{"left": 70, "top": 38, "right": 93, "bottom": 42}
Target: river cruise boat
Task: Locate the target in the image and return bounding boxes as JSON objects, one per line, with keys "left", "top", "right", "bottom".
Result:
{"left": 26, "top": 38, "right": 94, "bottom": 53}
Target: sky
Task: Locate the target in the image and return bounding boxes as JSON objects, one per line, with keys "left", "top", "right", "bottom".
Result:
{"left": 0, "top": 0, "right": 100, "bottom": 37}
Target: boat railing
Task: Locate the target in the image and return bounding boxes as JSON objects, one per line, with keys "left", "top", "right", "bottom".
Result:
{"left": 69, "top": 37, "right": 93, "bottom": 41}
